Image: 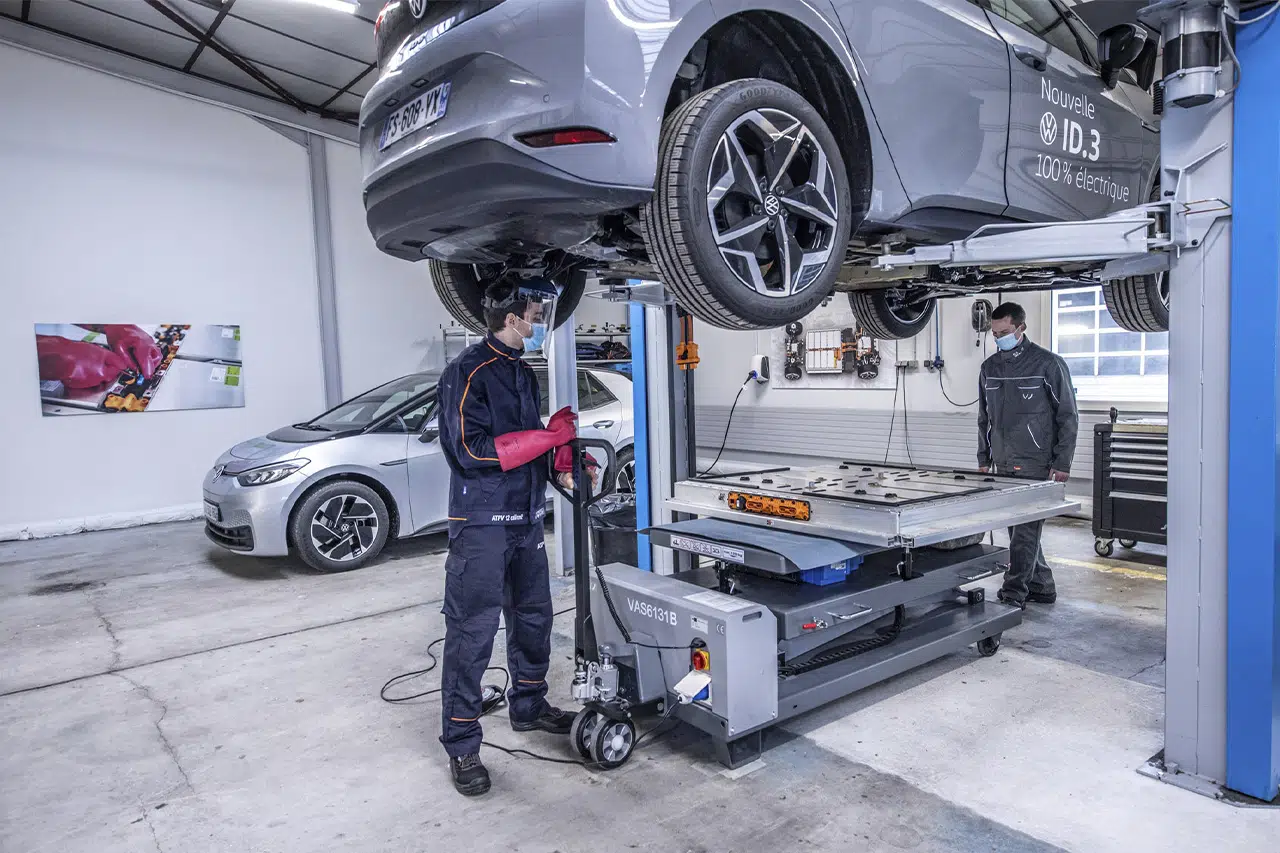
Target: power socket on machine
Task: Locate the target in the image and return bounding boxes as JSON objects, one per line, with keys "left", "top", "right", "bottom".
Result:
{"left": 895, "top": 360, "right": 921, "bottom": 371}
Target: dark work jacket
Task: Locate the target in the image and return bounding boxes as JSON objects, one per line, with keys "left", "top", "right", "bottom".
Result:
{"left": 977, "top": 337, "right": 1079, "bottom": 475}
{"left": 437, "top": 335, "right": 547, "bottom": 535}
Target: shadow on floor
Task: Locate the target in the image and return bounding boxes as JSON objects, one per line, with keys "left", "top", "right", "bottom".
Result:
{"left": 206, "top": 549, "right": 297, "bottom": 581}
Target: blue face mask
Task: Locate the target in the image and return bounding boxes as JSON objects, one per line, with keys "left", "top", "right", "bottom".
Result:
{"left": 522, "top": 322, "right": 548, "bottom": 353}
{"left": 994, "top": 331, "right": 1020, "bottom": 352}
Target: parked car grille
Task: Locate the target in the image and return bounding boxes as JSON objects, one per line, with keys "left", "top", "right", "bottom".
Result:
{"left": 205, "top": 521, "right": 254, "bottom": 551}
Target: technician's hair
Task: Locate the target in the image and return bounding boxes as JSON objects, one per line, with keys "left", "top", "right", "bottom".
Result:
{"left": 992, "top": 302, "right": 1027, "bottom": 327}
{"left": 482, "top": 281, "right": 527, "bottom": 334}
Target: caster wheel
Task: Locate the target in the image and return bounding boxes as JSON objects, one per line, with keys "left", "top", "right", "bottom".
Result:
{"left": 588, "top": 717, "right": 636, "bottom": 770}
{"left": 1094, "top": 539, "right": 1115, "bottom": 558}
{"left": 1119, "top": 539, "right": 1138, "bottom": 549}
{"left": 977, "top": 634, "right": 1002, "bottom": 657}
{"left": 569, "top": 709, "right": 599, "bottom": 761}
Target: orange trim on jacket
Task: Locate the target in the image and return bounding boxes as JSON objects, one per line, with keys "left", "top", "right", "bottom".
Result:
{"left": 460, "top": 357, "right": 500, "bottom": 462}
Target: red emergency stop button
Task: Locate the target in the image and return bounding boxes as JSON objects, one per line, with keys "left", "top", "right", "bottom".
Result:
{"left": 691, "top": 649, "right": 710, "bottom": 671}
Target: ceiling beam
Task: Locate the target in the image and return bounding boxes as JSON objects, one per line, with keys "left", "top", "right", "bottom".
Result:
{"left": 143, "top": 0, "right": 309, "bottom": 112}
{"left": 0, "top": 16, "right": 357, "bottom": 143}
{"left": 182, "top": 0, "right": 235, "bottom": 72}
{"left": 318, "top": 62, "right": 374, "bottom": 111}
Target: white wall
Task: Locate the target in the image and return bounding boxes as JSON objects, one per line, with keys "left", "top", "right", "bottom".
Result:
{"left": 326, "top": 142, "right": 451, "bottom": 394}
{"left": 0, "top": 45, "right": 328, "bottom": 536}
{"left": 694, "top": 291, "right": 1053, "bottom": 412}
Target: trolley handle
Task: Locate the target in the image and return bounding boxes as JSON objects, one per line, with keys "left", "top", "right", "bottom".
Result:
{"left": 547, "top": 438, "right": 617, "bottom": 509}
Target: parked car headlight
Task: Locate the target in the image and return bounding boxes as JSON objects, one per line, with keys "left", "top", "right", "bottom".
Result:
{"left": 236, "top": 459, "right": 310, "bottom": 487}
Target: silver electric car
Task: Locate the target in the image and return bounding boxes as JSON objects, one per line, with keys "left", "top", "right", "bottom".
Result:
{"left": 203, "top": 365, "right": 634, "bottom": 572}
{"left": 361, "top": 0, "right": 1163, "bottom": 338}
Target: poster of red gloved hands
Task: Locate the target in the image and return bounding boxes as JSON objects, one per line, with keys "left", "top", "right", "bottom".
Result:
{"left": 34, "top": 324, "right": 244, "bottom": 416}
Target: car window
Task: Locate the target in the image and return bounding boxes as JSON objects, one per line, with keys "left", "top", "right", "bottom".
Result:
{"left": 986, "top": 0, "right": 1093, "bottom": 67}
{"left": 402, "top": 401, "right": 435, "bottom": 433}
{"left": 582, "top": 372, "right": 617, "bottom": 411}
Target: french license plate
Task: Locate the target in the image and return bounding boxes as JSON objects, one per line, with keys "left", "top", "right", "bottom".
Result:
{"left": 203, "top": 501, "right": 221, "bottom": 523}
{"left": 378, "top": 81, "right": 451, "bottom": 151}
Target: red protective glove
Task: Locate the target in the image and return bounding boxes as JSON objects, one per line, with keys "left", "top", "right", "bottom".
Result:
{"left": 553, "top": 446, "right": 598, "bottom": 473}
{"left": 495, "top": 429, "right": 561, "bottom": 472}
{"left": 547, "top": 406, "right": 577, "bottom": 445}
{"left": 37, "top": 336, "right": 130, "bottom": 389}
{"left": 101, "top": 325, "right": 163, "bottom": 380}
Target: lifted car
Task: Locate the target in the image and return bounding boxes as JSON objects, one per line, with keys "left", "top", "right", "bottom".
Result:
{"left": 362, "top": 0, "right": 1163, "bottom": 337}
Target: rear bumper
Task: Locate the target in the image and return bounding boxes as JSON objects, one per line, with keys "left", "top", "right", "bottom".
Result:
{"left": 364, "top": 139, "right": 650, "bottom": 262}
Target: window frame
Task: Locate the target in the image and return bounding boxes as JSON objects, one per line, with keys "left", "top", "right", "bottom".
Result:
{"left": 982, "top": 0, "right": 1098, "bottom": 69}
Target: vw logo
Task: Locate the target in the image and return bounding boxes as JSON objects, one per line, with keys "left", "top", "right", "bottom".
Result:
{"left": 341, "top": 523, "right": 352, "bottom": 533}
{"left": 763, "top": 194, "right": 781, "bottom": 216}
{"left": 1039, "top": 111, "right": 1058, "bottom": 146}
{"left": 409, "top": 0, "right": 428, "bottom": 18}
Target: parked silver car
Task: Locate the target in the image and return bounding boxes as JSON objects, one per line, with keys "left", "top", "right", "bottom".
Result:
{"left": 362, "top": 0, "right": 1163, "bottom": 337}
{"left": 203, "top": 365, "right": 634, "bottom": 572}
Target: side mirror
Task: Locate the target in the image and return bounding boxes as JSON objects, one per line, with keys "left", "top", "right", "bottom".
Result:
{"left": 1097, "top": 24, "right": 1151, "bottom": 90}
{"left": 418, "top": 426, "right": 439, "bottom": 443}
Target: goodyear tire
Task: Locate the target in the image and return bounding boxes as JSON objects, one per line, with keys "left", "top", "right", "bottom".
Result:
{"left": 642, "top": 79, "right": 853, "bottom": 330}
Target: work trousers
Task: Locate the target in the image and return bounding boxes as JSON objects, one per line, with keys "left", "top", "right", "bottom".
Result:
{"left": 439, "top": 523, "right": 552, "bottom": 757}
{"left": 998, "top": 465, "right": 1057, "bottom": 603}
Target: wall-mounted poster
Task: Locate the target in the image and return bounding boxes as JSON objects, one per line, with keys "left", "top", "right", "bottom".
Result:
{"left": 34, "top": 324, "right": 244, "bottom": 416}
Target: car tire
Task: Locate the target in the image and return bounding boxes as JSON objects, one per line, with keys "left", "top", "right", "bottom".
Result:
{"left": 1102, "top": 272, "right": 1168, "bottom": 333}
{"left": 291, "top": 480, "right": 391, "bottom": 573}
{"left": 641, "top": 79, "right": 853, "bottom": 330}
{"left": 613, "top": 446, "right": 636, "bottom": 496}
{"left": 849, "top": 290, "right": 937, "bottom": 340}
{"left": 427, "top": 261, "right": 586, "bottom": 334}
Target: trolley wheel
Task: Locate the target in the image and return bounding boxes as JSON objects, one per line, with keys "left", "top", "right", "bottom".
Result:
{"left": 569, "top": 709, "right": 599, "bottom": 761}
{"left": 977, "top": 634, "right": 1002, "bottom": 657}
{"left": 1094, "top": 538, "right": 1115, "bottom": 558}
{"left": 588, "top": 716, "right": 636, "bottom": 770}
{"left": 1118, "top": 539, "right": 1138, "bottom": 549}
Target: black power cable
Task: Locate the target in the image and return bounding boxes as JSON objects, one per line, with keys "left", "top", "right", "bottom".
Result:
{"left": 939, "top": 369, "right": 979, "bottom": 408}
{"left": 699, "top": 373, "right": 753, "bottom": 477}
{"left": 900, "top": 367, "right": 915, "bottom": 467}
{"left": 884, "top": 367, "right": 902, "bottom": 463}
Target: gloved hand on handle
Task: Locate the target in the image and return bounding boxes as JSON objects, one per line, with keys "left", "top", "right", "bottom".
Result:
{"left": 37, "top": 336, "right": 131, "bottom": 389}
{"left": 493, "top": 409, "right": 578, "bottom": 472}
{"left": 554, "top": 445, "right": 599, "bottom": 492}
{"left": 100, "top": 325, "right": 163, "bottom": 380}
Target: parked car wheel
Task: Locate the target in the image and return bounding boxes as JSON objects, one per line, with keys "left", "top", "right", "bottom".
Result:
{"left": 427, "top": 261, "right": 586, "bottom": 333}
{"left": 849, "top": 289, "right": 937, "bottom": 340}
{"left": 291, "top": 480, "right": 391, "bottom": 573}
{"left": 613, "top": 446, "right": 636, "bottom": 495}
{"left": 642, "top": 79, "right": 853, "bottom": 330}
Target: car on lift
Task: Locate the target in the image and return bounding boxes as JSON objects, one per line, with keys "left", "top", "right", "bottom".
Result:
{"left": 202, "top": 365, "right": 634, "bottom": 572}
{"left": 360, "top": 0, "right": 1162, "bottom": 339}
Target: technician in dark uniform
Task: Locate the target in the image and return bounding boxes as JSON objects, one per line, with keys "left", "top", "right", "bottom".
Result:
{"left": 435, "top": 278, "right": 581, "bottom": 796}
{"left": 977, "top": 302, "right": 1079, "bottom": 608}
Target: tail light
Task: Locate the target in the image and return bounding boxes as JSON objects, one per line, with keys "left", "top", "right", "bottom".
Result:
{"left": 517, "top": 128, "right": 616, "bottom": 148}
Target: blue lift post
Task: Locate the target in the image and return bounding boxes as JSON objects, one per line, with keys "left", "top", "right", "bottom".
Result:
{"left": 1226, "top": 10, "right": 1280, "bottom": 803}
{"left": 630, "top": 299, "right": 652, "bottom": 572}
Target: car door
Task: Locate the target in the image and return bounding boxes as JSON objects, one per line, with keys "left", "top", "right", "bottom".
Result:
{"left": 832, "top": 0, "right": 1012, "bottom": 216}
{"left": 578, "top": 370, "right": 623, "bottom": 448}
{"left": 403, "top": 399, "right": 450, "bottom": 534}
{"left": 980, "top": 0, "right": 1146, "bottom": 221}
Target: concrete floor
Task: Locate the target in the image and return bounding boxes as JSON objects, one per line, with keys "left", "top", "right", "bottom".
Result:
{"left": 2, "top": 518, "right": 1276, "bottom": 852}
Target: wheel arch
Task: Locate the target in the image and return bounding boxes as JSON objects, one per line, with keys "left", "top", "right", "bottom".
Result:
{"left": 284, "top": 469, "right": 404, "bottom": 550}
{"left": 660, "top": 8, "right": 878, "bottom": 229}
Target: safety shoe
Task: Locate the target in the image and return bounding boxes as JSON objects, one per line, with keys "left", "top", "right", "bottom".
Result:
{"left": 450, "top": 753, "right": 491, "bottom": 797}
{"left": 510, "top": 706, "right": 575, "bottom": 735}
{"left": 996, "top": 589, "right": 1027, "bottom": 610}
{"left": 1026, "top": 590, "right": 1058, "bottom": 604}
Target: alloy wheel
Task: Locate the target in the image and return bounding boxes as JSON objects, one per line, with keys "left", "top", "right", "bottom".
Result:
{"left": 616, "top": 458, "right": 636, "bottom": 495}
{"left": 310, "top": 494, "right": 379, "bottom": 562}
{"left": 706, "top": 109, "right": 840, "bottom": 298}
